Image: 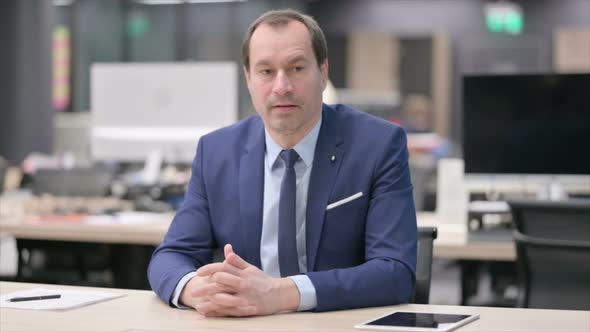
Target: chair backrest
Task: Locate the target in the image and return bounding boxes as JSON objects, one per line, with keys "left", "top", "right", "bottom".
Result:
{"left": 508, "top": 199, "right": 590, "bottom": 310}
{"left": 509, "top": 199, "right": 590, "bottom": 240}
{"left": 412, "top": 226, "right": 438, "bottom": 304}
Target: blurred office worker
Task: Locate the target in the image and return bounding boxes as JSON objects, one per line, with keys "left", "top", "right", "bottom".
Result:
{"left": 148, "top": 9, "right": 417, "bottom": 316}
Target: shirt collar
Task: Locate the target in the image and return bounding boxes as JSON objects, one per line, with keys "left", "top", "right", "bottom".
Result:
{"left": 265, "top": 117, "right": 322, "bottom": 169}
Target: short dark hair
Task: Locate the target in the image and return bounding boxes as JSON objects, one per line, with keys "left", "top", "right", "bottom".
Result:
{"left": 241, "top": 9, "right": 328, "bottom": 71}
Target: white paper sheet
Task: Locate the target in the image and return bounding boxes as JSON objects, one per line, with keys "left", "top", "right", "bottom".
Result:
{"left": 0, "top": 288, "right": 125, "bottom": 311}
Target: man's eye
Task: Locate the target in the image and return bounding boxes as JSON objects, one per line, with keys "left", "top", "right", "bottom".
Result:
{"left": 260, "top": 69, "right": 272, "bottom": 75}
{"left": 292, "top": 66, "right": 304, "bottom": 72}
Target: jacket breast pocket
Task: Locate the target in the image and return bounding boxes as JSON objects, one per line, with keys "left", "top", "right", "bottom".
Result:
{"left": 323, "top": 193, "right": 367, "bottom": 239}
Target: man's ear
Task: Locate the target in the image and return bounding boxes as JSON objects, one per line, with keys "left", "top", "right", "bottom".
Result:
{"left": 243, "top": 66, "right": 252, "bottom": 90}
{"left": 243, "top": 66, "right": 251, "bottom": 81}
{"left": 320, "top": 59, "right": 329, "bottom": 91}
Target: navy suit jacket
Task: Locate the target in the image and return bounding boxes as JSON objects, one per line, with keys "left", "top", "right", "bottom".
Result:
{"left": 148, "top": 104, "right": 417, "bottom": 312}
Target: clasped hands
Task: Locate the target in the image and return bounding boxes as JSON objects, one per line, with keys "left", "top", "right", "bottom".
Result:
{"left": 179, "top": 244, "right": 301, "bottom": 317}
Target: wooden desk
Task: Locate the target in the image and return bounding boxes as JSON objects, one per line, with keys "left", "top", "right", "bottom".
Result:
{"left": 0, "top": 215, "right": 172, "bottom": 289}
{"left": 1, "top": 212, "right": 515, "bottom": 261}
{"left": 417, "top": 212, "right": 516, "bottom": 306}
{"left": 1, "top": 212, "right": 515, "bottom": 296}
{"left": 1, "top": 282, "right": 588, "bottom": 332}
{"left": 0, "top": 215, "right": 171, "bottom": 245}
{"left": 417, "top": 212, "right": 516, "bottom": 261}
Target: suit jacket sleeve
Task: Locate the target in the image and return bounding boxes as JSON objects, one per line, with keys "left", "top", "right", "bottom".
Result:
{"left": 147, "top": 138, "right": 216, "bottom": 305}
{"left": 306, "top": 127, "right": 418, "bottom": 311}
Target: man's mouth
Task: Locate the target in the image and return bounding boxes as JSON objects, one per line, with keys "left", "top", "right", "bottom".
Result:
{"left": 272, "top": 104, "right": 298, "bottom": 111}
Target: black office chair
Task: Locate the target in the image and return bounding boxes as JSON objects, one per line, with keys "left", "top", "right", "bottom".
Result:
{"left": 412, "top": 226, "right": 438, "bottom": 304}
{"left": 509, "top": 199, "right": 590, "bottom": 310}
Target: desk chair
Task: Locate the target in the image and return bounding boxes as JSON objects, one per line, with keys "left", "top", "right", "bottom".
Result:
{"left": 412, "top": 226, "right": 438, "bottom": 304}
{"left": 509, "top": 199, "right": 590, "bottom": 310}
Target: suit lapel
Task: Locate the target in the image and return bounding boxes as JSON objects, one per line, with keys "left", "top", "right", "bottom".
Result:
{"left": 306, "top": 105, "right": 345, "bottom": 271}
{"left": 239, "top": 119, "right": 265, "bottom": 268}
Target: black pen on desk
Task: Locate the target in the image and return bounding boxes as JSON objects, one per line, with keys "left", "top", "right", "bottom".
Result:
{"left": 7, "top": 294, "right": 61, "bottom": 302}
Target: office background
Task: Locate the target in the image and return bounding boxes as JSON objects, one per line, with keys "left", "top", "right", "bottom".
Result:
{"left": 1, "top": 0, "right": 589, "bottom": 164}
{"left": 0, "top": 0, "right": 589, "bottom": 310}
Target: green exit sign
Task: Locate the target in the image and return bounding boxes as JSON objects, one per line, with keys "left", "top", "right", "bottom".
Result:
{"left": 485, "top": 1, "right": 524, "bottom": 35}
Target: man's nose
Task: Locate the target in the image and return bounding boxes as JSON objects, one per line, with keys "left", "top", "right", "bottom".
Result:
{"left": 272, "top": 70, "right": 294, "bottom": 96}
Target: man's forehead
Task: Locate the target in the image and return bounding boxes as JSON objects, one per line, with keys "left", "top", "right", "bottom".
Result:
{"left": 249, "top": 21, "right": 313, "bottom": 62}
{"left": 252, "top": 54, "right": 309, "bottom": 69}
{"left": 256, "top": 18, "right": 307, "bottom": 32}
{"left": 250, "top": 20, "right": 311, "bottom": 46}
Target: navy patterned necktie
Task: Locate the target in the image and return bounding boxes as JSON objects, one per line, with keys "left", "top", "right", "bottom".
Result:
{"left": 278, "top": 149, "right": 301, "bottom": 277}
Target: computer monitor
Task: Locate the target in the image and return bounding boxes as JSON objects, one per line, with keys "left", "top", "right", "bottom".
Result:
{"left": 90, "top": 62, "right": 238, "bottom": 163}
{"left": 463, "top": 73, "right": 590, "bottom": 176}
{"left": 462, "top": 73, "right": 590, "bottom": 198}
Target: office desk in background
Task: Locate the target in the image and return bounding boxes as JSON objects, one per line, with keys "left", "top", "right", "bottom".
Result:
{"left": 418, "top": 212, "right": 515, "bottom": 261}
{"left": 0, "top": 212, "right": 515, "bottom": 260}
{"left": 1, "top": 281, "right": 588, "bottom": 332}
{"left": 0, "top": 214, "right": 171, "bottom": 245}
{"left": 416, "top": 213, "right": 516, "bottom": 306}
{"left": 0, "top": 212, "right": 515, "bottom": 299}
{"left": 0, "top": 214, "right": 172, "bottom": 288}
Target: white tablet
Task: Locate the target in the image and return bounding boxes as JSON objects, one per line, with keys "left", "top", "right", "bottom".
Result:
{"left": 354, "top": 311, "right": 479, "bottom": 332}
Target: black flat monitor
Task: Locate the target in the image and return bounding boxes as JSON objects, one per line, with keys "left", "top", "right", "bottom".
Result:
{"left": 463, "top": 73, "right": 590, "bottom": 175}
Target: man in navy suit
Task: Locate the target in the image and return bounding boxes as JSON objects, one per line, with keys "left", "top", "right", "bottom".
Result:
{"left": 148, "top": 9, "right": 417, "bottom": 316}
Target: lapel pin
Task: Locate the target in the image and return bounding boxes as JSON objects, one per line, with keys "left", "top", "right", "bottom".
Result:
{"left": 330, "top": 155, "right": 336, "bottom": 163}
